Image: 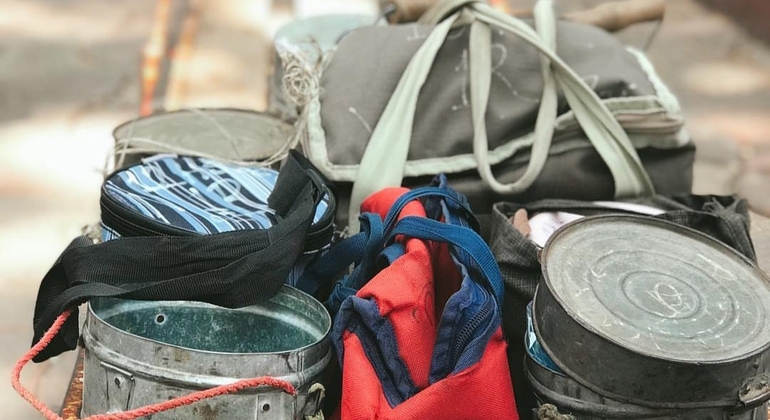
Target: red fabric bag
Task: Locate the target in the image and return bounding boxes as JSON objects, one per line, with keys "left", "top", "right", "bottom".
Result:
{"left": 316, "top": 178, "right": 519, "bottom": 419}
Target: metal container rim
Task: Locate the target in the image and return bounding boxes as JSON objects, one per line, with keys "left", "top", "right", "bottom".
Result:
{"left": 86, "top": 285, "right": 332, "bottom": 357}
{"left": 112, "top": 107, "right": 291, "bottom": 141}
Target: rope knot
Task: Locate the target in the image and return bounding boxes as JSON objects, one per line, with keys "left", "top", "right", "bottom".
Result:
{"left": 276, "top": 41, "right": 322, "bottom": 109}
{"left": 536, "top": 403, "right": 577, "bottom": 420}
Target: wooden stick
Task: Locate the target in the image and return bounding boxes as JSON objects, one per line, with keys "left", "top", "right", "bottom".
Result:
{"left": 164, "top": 0, "right": 203, "bottom": 111}
{"left": 57, "top": 350, "right": 84, "bottom": 420}
{"left": 383, "top": 0, "right": 665, "bottom": 33}
{"left": 564, "top": 0, "right": 665, "bottom": 32}
{"left": 381, "top": 0, "right": 436, "bottom": 24}
{"left": 488, "top": 0, "right": 512, "bottom": 14}
{"left": 140, "top": 0, "right": 173, "bottom": 116}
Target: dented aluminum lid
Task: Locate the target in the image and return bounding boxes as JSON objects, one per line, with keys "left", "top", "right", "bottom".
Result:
{"left": 533, "top": 215, "right": 770, "bottom": 408}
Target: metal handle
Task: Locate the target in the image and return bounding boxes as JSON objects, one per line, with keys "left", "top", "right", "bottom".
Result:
{"left": 737, "top": 373, "right": 770, "bottom": 410}
{"left": 101, "top": 362, "right": 136, "bottom": 412}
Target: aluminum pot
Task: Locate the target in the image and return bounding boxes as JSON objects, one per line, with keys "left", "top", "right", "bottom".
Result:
{"left": 81, "top": 285, "right": 331, "bottom": 419}
{"left": 112, "top": 108, "right": 294, "bottom": 169}
{"left": 533, "top": 215, "right": 770, "bottom": 410}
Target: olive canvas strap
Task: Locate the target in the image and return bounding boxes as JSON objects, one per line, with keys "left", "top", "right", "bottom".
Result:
{"left": 347, "top": 0, "right": 655, "bottom": 233}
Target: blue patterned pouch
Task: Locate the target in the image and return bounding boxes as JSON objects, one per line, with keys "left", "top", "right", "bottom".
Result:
{"left": 100, "top": 154, "right": 335, "bottom": 289}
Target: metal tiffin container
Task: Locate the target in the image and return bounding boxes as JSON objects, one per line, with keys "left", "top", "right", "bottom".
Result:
{"left": 81, "top": 285, "right": 332, "bottom": 419}
{"left": 531, "top": 215, "right": 770, "bottom": 418}
{"left": 112, "top": 108, "right": 294, "bottom": 169}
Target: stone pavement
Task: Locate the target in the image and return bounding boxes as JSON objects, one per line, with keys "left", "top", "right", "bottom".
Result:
{"left": 0, "top": 0, "right": 768, "bottom": 418}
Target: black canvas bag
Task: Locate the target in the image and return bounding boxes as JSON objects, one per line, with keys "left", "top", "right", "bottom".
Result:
{"left": 31, "top": 151, "right": 327, "bottom": 362}
{"left": 488, "top": 195, "right": 756, "bottom": 417}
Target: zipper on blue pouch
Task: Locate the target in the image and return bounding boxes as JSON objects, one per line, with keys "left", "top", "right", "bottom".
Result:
{"left": 100, "top": 191, "right": 194, "bottom": 237}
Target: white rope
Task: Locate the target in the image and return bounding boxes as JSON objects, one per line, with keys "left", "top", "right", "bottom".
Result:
{"left": 106, "top": 108, "right": 300, "bottom": 177}
{"left": 276, "top": 40, "right": 323, "bottom": 109}
{"left": 110, "top": 137, "right": 280, "bottom": 168}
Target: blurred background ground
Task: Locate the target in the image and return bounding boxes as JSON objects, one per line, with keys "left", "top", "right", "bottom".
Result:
{"left": 1, "top": 0, "right": 768, "bottom": 418}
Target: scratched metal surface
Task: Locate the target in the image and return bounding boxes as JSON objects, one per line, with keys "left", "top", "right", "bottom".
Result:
{"left": 543, "top": 215, "right": 770, "bottom": 362}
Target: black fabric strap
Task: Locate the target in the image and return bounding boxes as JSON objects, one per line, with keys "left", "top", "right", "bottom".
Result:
{"left": 505, "top": 195, "right": 756, "bottom": 261}
{"left": 32, "top": 151, "right": 319, "bottom": 362}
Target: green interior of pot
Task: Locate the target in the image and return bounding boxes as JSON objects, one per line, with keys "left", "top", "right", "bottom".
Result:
{"left": 92, "top": 292, "right": 329, "bottom": 354}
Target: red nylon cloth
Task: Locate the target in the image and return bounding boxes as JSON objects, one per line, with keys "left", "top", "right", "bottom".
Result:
{"left": 334, "top": 188, "right": 519, "bottom": 419}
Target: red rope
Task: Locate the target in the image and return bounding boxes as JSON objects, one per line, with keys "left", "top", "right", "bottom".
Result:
{"left": 12, "top": 309, "right": 297, "bottom": 420}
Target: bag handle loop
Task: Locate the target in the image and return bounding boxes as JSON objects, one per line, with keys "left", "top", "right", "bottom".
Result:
{"left": 389, "top": 216, "right": 505, "bottom": 306}
{"left": 298, "top": 182, "right": 478, "bottom": 308}
{"left": 467, "top": 0, "right": 557, "bottom": 197}
{"left": 347, "top": 0, "right": 655, "bottom": 233}
{"left": 471, "top": 0, "right": 654, "bottom": 197}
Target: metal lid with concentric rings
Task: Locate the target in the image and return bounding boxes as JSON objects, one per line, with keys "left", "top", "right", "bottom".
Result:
{"left": 533, "top": 215, "right": 770, "bottom": 407}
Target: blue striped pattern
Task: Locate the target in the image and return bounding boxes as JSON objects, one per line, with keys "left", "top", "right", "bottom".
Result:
{"left": 101, "top": 155, "right": 328, "bottom": 241}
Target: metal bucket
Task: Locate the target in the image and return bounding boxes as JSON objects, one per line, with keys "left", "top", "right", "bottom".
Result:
{"left": 112, "top": 108, "right": 294, "bottom": 169}
{"left": 529, "top": 215, "right": 770, "bottom": 418}
{"left": 534, "top": 215, "right": 770, "bottom": 408}
{"left": 81, "top": 285, "right": 331, "bottom": 419}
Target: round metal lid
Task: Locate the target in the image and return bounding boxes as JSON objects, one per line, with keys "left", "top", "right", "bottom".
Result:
{"left": 542, "top": 215, "right": 770, "bottom": 363}
{"left": 112, "top": 109, "right": 293, "bottom": 162}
